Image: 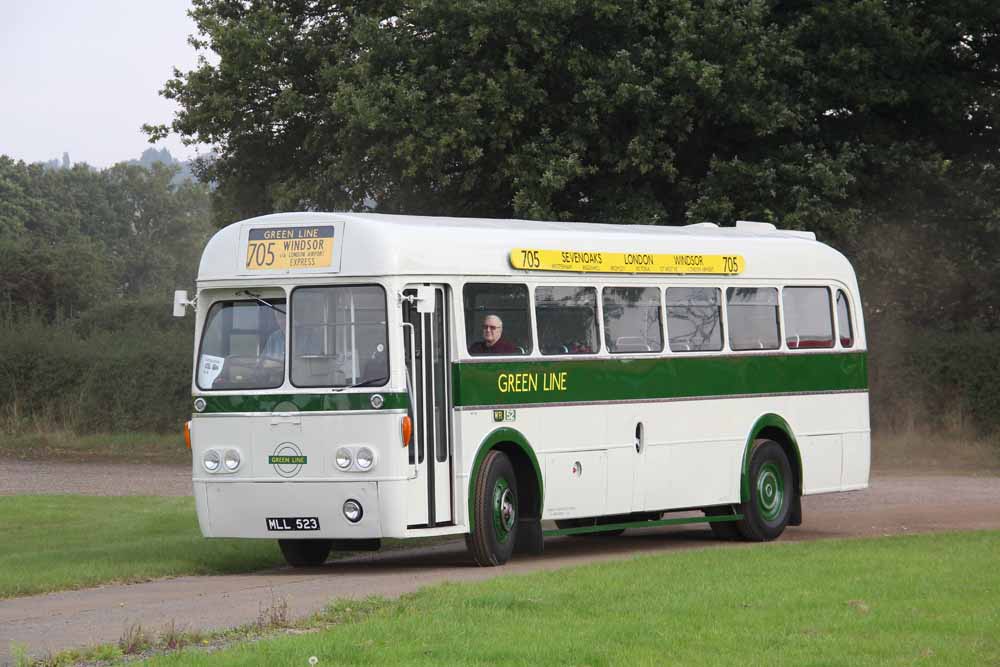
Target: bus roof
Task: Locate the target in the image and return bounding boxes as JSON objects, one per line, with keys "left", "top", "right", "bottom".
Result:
{"left": 198, "top": 212, "right": 856, "bottom": 285}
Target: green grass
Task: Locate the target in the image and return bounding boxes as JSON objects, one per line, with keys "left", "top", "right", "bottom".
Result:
{"left": 0, "top": 430, "right": 190, "bottom": 464}
{"left": 0, "top": 496, "right": 282, "bottom": 598}
{"left": 139, "top": 531, "right": 999, "bottom": 666}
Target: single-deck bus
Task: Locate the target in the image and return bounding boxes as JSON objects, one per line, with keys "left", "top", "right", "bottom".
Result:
{"left": 174, "top": 213, "right": 869, "bottom": 567}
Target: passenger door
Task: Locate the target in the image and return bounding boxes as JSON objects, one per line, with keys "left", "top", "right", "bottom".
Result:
{"left": 401, "top": 285, "right": 454, "bottom": 528}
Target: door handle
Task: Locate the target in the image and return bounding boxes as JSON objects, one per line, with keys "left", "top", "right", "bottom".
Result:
{"left": 270, "top": 412, "right": 301, "bottom": 426}
{"left": 635, "top": 422, "right": 644, "bottom": 453}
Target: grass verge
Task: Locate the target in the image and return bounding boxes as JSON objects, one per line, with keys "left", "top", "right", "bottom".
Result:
{"left": 0, "top": 496, "right": 282, "bottom": 598}
{"left": 0, "top": 430, "right": 189, "bottom": 464}
{"left": 128, "top": 530, "right": 1000, "bottom": 666}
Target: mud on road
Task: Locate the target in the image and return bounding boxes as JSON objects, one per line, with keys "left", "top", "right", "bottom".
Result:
{"left": 1, "top": 469, "right": 999, "bottom": 661}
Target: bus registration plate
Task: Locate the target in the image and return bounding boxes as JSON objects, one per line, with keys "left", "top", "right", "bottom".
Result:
{"left": 266, "top": 517, "right": 320, "bottom": 531}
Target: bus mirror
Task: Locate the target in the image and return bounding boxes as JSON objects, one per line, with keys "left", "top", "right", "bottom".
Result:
{"left": 173, "top": 290, "right": 193, "bottom": 317}
{"left": 416, "top": 286, "right": 436, "bottom": 314}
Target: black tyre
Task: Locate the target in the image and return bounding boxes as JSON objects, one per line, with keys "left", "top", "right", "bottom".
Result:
{"left": 278, "top": 539, "right": 333, "bottom": 567}
{"left": 703, "top": 506, "right": 741, "bottom": 540}
{"left": 737, "top": 440, "right": 793, "bottom": 541}
{"left": 466, "top": 451, "right": 518, "bottom": 566}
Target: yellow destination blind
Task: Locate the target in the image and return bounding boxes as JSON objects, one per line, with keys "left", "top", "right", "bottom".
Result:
{"left": 246, "top": 226, "right": 335, "bottom": 270}
{"left": 510, "top": 248, "right": 744, "bottom": 275}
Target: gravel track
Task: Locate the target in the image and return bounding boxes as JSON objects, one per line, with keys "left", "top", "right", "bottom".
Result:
{"left": 1, "top": 463, "right": 998, "bottom": 662}
{"left": 0, "top": 460, "right": 191, "bottom": 497}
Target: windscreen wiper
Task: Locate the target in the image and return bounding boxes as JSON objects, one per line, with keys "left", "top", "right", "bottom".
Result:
{"left": 332, "top": 376, "right": 389, "bottom": 392}
{"left": 236, "top": 290, "right": 285, "bottom": 314}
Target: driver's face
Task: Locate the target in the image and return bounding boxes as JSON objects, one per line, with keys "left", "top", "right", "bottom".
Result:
{"left": 482, "top": 316, "right": 502, "bottom": 346}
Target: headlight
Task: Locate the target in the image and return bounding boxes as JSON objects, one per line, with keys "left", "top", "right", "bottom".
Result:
{"left": 335, "top": 447, "right": 353, "bottom": 470}
{"left": 203, "top": 449, "right": 221, "bottom": 472}
{"left": 356, "top": 447, "right": 375, "bottom": 470}
{"left": 223, "top": 449, "right": 241, "bottom": 472}
{"left": 343, "top": 499, "right": 363, "bottom": 523}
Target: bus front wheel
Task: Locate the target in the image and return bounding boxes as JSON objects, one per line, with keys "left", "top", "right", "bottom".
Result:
{"left": 737, "top": 440, "right": 793, "bottom": 541}
{"left": 278, "top": 539, "right": 333, "bottom": 567}
{"left": 466, "top": 450, "right": 518, "bottom": 566}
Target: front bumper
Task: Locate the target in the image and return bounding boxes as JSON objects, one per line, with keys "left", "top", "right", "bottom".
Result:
{"left": 194, "top": 480, "right": 382, "bottom": 539}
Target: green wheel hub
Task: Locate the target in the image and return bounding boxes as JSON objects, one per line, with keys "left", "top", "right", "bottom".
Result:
{"left": 492, "top": 478, "right": 516, "bottom": 544}
{"left": 756, "top": 462, "right": 785, "bottom": 522}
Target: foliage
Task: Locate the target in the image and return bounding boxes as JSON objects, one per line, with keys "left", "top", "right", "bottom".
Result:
{"left": 153, "top": 1, "right": 999, "bottom": 238}
{"left": 0, "top": 157, "right": 211, "bottom": 434}
{"left": 0, "top": 157, "right": 211, "bottom": 319}
{"left": 0, "top": 307, "right": 194, "bottom": 433}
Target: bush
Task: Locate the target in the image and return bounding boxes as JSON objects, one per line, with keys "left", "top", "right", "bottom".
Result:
{"left": 0, "top": 308, "right": 194, "bottom": 433}
{"left": 869, "top": 320, "right": 1000, "bottom": 435}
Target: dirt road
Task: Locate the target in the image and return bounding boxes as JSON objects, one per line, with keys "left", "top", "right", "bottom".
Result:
{"left": 2, "top": 470, "right": 999, "bottom": 662}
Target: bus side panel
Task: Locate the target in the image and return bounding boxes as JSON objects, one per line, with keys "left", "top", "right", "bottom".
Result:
{"left": 842, "top": 433, "right": 871, "bottom": 490}
{"left": 789, "top": 392, "right": 869, "bottom": 495}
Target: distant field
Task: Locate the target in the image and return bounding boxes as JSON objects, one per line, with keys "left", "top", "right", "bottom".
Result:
{"left": 140, "top": 531, "right": 1000, "bottom": 666}
{"left": 0, "top": 431, "right": 188, "bottom": 464}
{"left": 0, "top": 496, "right": 282, "bottom": 598}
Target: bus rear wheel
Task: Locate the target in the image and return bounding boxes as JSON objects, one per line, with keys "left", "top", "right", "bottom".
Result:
{"left": 737, "top": 440, "right": 793, "bottom": 541}
{"left": 466, "top": 451, "right": 518, "bottom": 566}
{"left": 278, "top": 539, "right": 333, "bottom": 567}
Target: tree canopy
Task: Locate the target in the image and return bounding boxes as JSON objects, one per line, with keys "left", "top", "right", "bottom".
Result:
{"left": 0, "top": 157, "right": 212, "bottom": 319}
{"left": 153, "top": 1, "right": 999, "bottom": 234}
{"left": 150, "top": 0, "right": 1000, "bottom": 333}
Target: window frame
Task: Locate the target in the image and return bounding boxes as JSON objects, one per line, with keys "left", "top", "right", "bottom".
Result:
{"left": 781, "top": 285, "right": 835, "bottom": 350}
{"left": 461, "top": 281, "right": 534, "bottom": 357}
{"left": 534, "top": 284, "right": 602, "bottom": 356}
{"left": 288, "top": 283, "right": 390, "bottom": 389}
{"left": 601, "top": 285, "right": 664, "bottom": 355}
{"left": 836, "top": 288, "right": 855, "bottom": 349}
{"left": 195, "top": 295, "right": 288, "bottom": 391}
{"left": 725, "top": 286, "right": 782, "bottom": 352}
{"left": 664, "top": 285, "right": 725, "bottom": 353}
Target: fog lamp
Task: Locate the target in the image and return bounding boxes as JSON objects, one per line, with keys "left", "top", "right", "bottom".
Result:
{"left": 343, "top": 499, "right": 363, "bottom": 523}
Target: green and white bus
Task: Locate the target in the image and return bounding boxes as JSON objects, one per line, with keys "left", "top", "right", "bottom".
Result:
{"left": 175, "top": 213, "right": 868, "bottom": 567}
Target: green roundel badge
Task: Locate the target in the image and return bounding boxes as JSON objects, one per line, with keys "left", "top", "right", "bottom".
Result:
{"left": 269, "top": 442, "right": 307, "bottom": 478}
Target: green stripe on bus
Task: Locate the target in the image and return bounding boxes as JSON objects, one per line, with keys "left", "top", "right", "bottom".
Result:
{"left": 543, "top": 513, "right": 744, "bottom": 537}
{"left": 197, "top": 392, "right": 409, "bottom": 413}
{"left": 452, "top": 352, "right": 867, "bottom": 407}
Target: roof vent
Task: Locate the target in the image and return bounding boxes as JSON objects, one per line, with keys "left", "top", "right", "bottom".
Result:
{"left": 685, "top": 222, "right": 719, "bottom": 229}
{"left": 735, "top": 220, "right": 777, "bottom": 233}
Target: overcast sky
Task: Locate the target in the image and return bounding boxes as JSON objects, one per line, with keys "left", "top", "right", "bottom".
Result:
{"left": 0, "top": 0, "right": 207, "bottom": 167}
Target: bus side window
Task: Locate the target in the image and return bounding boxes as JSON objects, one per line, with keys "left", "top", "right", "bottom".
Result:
{"left": 665, "top": 287, "right": 723, "bottom": 352}
{"left": 535, "top": 286, "right": 599, "bottom": 355}
{"left": 463, "top": 283, "right": 532, "bottom": 355}
{"left": 783, "top": 287, "right": 834, "bottom": 349}
{"left": 836, "top": 289, "right": 855, "bottom": 348}
{"left": 603, "top": 286, "right": 663, "bottom": 353}
{"left": 726, "top": 287, "right": 780, "bottom": 351}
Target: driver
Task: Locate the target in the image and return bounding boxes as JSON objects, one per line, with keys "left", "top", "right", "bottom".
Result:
{"left": 262, "top": 306, "right": 286, "bottom": 360}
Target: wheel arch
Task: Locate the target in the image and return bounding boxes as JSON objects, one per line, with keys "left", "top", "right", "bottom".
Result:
{"left": 468, "top": 427, "right": 543, "bottom": 530}
{"left": 740, "top": 413, "right": 802, "bottom": 503}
